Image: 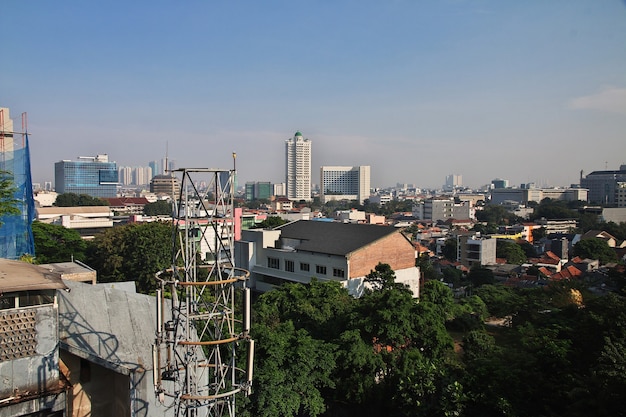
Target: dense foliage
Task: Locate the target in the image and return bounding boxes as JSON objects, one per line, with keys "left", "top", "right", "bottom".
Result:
{"left": 573, "top": 238, "right": 618, "bottom": 264}
{"left": 85, "top": 221, "right": 173, "bottom": 292}
{"left": 241, "top": 265, "right": 626, "bottom": 417}
{"left": 31, "top": 221, "right": 87, "bottom": 263}
{"left": 54, "top": 192, "right": 108, "bottom": 206}
{"left": 143, "top": 199, "right": 172, "bottom": 216}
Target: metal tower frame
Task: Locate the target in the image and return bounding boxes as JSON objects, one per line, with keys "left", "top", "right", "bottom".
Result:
{"left": 153, "top": 165, "right": 254, "bottom": 417}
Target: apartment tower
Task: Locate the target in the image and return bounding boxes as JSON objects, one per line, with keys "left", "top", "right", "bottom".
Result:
{"left": 285, "top": 131, "right": 312, "bottom": 201}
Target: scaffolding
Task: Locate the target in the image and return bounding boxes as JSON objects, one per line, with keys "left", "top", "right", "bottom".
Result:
{"left": 0, "top": 109, "right": 35, "bottom": 259}
{"left": 153, "top": 164, "right": 253, "bottom": 417}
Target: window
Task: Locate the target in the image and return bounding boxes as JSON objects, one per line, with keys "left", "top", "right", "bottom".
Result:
{"left": 300, "top": 262, "right": 310, "bottom": 272}
{"left": 285, "top": 260, "right": 294, "bottom": 272}
{"left": 333, "top": 268, "right": 345, "bottom": 278}
{"left": 315, "top": 265, "right": 327, "bottom": 275}
{"left": 268, "top": 257, "right": 279, "bottom": 269}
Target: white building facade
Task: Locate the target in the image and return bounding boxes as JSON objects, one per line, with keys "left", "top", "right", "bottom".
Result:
{"left": 320, "top": 165, "right": 371, "bottom": 204}
{"left": 285, "top": 131, "right": 312, "bottom": 201}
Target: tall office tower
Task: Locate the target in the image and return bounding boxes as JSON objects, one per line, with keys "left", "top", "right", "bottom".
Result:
{"left": 445, "top": 174, "right": 462, "bottom": 190}
{"left": 285, "top": 131, "right": 312, "bottom": 201}
{"left": 148, "top": 160, "right": 162, "bottom": 177}
{"left": 55, "top": 154, "right": 118, "bottom": 198}
{"left": 320, "top": 166, "right": 371, "bottom": 204}
{"left": 118, "top": 166, "right": 133, "bottom": 185}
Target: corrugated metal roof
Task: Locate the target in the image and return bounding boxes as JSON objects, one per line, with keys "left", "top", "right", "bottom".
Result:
{"left": 0, "top": 258, "right": 67, "bottom": 293}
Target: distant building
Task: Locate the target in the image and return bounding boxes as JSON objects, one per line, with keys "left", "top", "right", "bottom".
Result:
{"left": 413, "top": 197, "right": 473, "bottom": 222}
{"left": 245, "top": 181, "right": 272, "bottom": 201}
{"left": 320, "top": 166, "right": 371, "bottom": 204}
{"left": 580, "top": 165, "right": 626, "bottom": 205}
{"left": 36, "top": 206, "right": 114, "bottom": 238}
{"left": 457, "top": 234, "right": 497, "bottom": 267}
{"left": 55, "top": 154, "right": 118, "bottom": 198}
{"left": 490, "top": 187, "right": 588, "bottom": 205}
{"left": 491, "top": 178, "right": 509, "bottom": 189}
{"left": 150, "top": 174, "right": 180, "bottom": 199}
{"left": 445, "top": 174, "right": 462, "bottom": 191}
{"left": 273, "top": 182, "right": 286, "bottom": 197}
{"left": 285, "top": 131, "right": 312, "bottom": 201}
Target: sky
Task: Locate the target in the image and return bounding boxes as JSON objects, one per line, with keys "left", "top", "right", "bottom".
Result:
{"left": 2, "top": 1, "right": 625, "bottom": 190}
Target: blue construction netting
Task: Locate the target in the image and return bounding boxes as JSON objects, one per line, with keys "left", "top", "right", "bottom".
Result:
{"left": 0, "top": 134, "right": 35, "bottom": 259}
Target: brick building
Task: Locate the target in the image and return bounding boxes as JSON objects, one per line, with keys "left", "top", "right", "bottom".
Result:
{"left": 236, "top": 220, "right": 419, "bottom": 297}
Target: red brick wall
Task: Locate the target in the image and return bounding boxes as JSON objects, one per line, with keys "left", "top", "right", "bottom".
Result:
{"left": 348, "top": 232, "right": 416, "bottom": 278}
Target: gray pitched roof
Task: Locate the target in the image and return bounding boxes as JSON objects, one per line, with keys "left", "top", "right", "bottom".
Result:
{"left": 276, "top": 220, "right": 402, "bottom": 256}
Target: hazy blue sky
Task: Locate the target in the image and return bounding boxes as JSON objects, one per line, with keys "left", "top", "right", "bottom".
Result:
{"left": 2, "top": 1, "right": 625, "bottom": 189}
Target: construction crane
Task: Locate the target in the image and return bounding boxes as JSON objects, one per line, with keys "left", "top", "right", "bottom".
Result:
{"left": 153, "top": 160, "right": 254, "bottom": 417}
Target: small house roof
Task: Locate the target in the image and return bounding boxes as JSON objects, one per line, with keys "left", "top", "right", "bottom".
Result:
{"left": 0, "top": 258, "right": 67, "bottom": 293}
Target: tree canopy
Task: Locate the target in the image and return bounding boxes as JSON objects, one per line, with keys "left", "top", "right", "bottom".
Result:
{"left": 85, "top": 221, "right": 172, "bottom": 292}
{"left": 143, "top": 199, "right": 172, "bottom": 216}
{"left": 54, "top": 192, "right": 108, "bottom": 207}
{"left": 573, "top": 238, "right": 617, "bottom": 264}
{"left": 31, "top": 221, "right": 87, "bottom": 263}
{"left": 496, "top": 239, "right": 527, "bottom": 264}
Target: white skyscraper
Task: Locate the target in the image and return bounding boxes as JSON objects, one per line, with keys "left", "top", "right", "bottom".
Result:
{"left": 320, "top": 166, "right": 371, "bottom": 204}
{"left": 285, "top": 131, "right": 312, "bottom": 201}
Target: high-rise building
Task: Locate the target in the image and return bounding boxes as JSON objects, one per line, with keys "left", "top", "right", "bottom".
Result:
{"left": 55, "top": 154, "right": 118, "bottom": 198}
{"left": 445, "top": 174, "right": 462, "bottom": 191}
{"left": 285, "top": 131, "right": 312, "bottom": 202}
{"left": 148, "top": 160, "right": 162, "bottom": 177}
{"left": 118, "top": 166, "right": 133, "bottom": 186}
{"left": 320, "top": 166, "right": 371, "bottom": 204}
{"left": 134, "top": 166, "right": 152, "bottom": 186}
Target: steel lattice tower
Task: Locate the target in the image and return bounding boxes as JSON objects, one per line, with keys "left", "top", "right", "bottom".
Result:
{"left": 153, "top": 165, "right": 254, "bottom": 417}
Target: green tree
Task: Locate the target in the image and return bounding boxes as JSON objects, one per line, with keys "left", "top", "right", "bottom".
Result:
{"left": 0, "top": 170, "right": 20, "bottom": 226}
{"left": 473, "top": 284, "right": 520, "bottom": 318}
{"left": 441, "top": 238, "right": 457, "bottom": 262}
{"left": 531, "top": 198, "right": 579, "bottom": 221}
{"left": 255, "top": 216, "right": 288, "bottom": 229}
{"left": 476, "top": 205, "right": 520, "bottom": 225}
{"left": 248, "top": 321, "right": 335, "bottom": 417}
{"left": 54, "top": 192, "right": 108, "bottom": 206}
{"left": 573, "top": 238, "right": 617, "bottom": 264}
{"left": 143, "top": 200, "right": 172, "bottom": 216}
{"left": 467, "top": 266, "right": 495, "bottom": 287}
{"left": 31, "top": 221, "right": 87, "bottom": 263}
{"left": 496, "top": 240, "right": 527, "bottom": 264}
{"left": 85, "top": 221, "right": 172, "bottom": 292}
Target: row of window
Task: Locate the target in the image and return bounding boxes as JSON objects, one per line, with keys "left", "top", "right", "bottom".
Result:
{"left": 267, "top": 257, "right": 345, "bottom": 278}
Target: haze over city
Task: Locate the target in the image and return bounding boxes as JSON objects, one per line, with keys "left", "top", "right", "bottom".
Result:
{"left": 2, "top": 1, "right": 625, "bottom": 190}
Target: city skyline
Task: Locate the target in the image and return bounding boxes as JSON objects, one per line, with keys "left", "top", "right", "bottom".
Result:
{"left": 2, "top": 1, "right": 625, "bottom": 189}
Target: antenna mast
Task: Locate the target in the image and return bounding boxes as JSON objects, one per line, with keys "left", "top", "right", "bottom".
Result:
{"left": 153, "top": 164, "right": 253, "bottom": 417}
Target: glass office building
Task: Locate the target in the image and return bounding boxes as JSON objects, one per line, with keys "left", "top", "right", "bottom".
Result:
{"left": 55, "top": 154, "right": 118, "bottom": 198}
